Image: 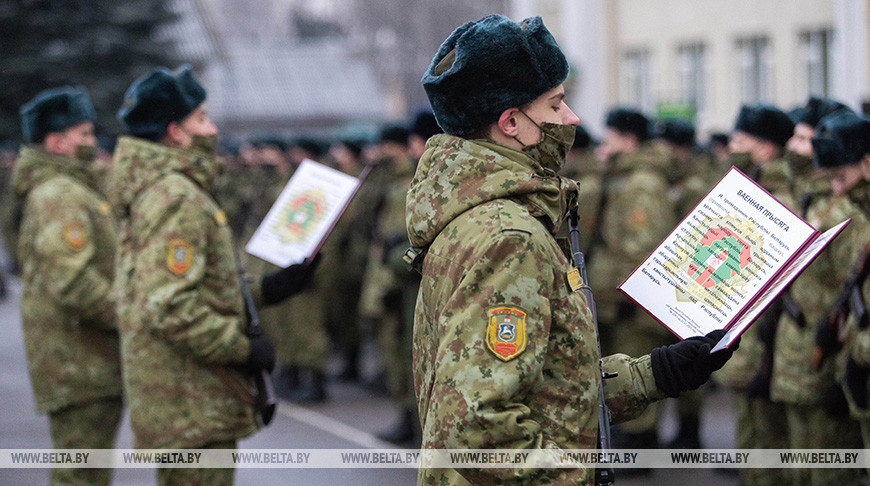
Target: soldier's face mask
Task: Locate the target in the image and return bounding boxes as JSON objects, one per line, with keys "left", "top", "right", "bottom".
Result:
{"left": 74, "top": 144, "right": 97, "bottom": 163}
{"left": 190, "top": 134, "right": 218, "bottom": 156}
{"left": 514, "top": 110, "right": 576, "bottom": 173}
{"left": 783, "top": 149, "right": 814, "bottom": 173}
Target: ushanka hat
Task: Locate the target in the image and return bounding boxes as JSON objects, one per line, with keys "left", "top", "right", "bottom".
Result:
{"left": 656, "top": 119, "right": 695, "bottom": 147}
{"left": 422, "top": 15, "right": 569, "bottom": 137}
{"left": 733, "top": 104, "right": 795, "bottom": 148}
{"left": 798, "top": 96, "right": 851, "bottom": 129}
{"left": 606, "top": 108, "right": 651, "bottom": 142}
{"left": 118, "top": 65, "right": 206, "bottom": 140}
{"left": 20, "top": 86, "right": 96, "bottom": 144}
{"left": 811, "top": 111, "right": 870, "bottom": 168}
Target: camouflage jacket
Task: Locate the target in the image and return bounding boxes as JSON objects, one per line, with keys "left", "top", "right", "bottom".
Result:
{"left": 13, "top": 146, "right": 121, "bottom": 413}
{"left": 110, "top": 136, "right": 256, "bottom": 449}
{"left": 771, "top": 193, "right": 870, "bottom": 405}
{"left": 586, "top": 142, "right": 676, "bottom": 323}
{"left": 406, "top": 134, "right": 662, "bottom": 485}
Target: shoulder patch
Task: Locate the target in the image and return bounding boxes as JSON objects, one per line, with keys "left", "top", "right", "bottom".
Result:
{"left": 97, "top": 202, "right": 111, "bottom": 216}
{"left": 63, "top": 222, "right": 87, "bottom": 250}
{"left": 166, "top": 239, "right": 194, "bottom": 275}
{"left": 486, "top": 306, "right": 527, "bottom": 361}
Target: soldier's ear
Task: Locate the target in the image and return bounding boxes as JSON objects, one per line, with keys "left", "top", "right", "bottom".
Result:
{"left": 164, "top": 121, "right": 186, "bottom": 146}
{"left": 860, "top": 154, "right": 870, "bottom": 180}
{"left": 496, "top": 108, "right": 521, "bottom": 138}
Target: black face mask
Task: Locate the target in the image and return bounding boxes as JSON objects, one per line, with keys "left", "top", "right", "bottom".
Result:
{"left": 514, "top": 110, "right": 576, "bottom": 173}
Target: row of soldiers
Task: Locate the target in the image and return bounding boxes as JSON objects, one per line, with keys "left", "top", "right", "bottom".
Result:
{"left": 568, "top": 98, "right": 870, "bottom": 485}
{"left": 8, "top": 67, "right": 325, "bottom": 486}
{"left": 5, "top": 64, "right": 869, "bottom": 486}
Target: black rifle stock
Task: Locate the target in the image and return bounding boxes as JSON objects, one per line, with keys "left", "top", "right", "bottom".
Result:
{"left": 233, "top": 246, "right": 278, "bottom": 426}
{"left": 567, "top": 202, "right": 615, "bottom": 486}
{"left": 814, "top": 243, "right": 870, "bottom": 369}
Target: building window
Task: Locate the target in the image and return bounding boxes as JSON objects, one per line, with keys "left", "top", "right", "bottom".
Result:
{"left": 621, "top": 49, "right": 652, "bottom": 112}
{"left": 799, "top": 29, "right": 833, "bottom": 97}
{"left": 678, "top": 42, "right": 706, "bottom": 113}
{"left": 736, "top": 36, "right": 771, "bottom": 103}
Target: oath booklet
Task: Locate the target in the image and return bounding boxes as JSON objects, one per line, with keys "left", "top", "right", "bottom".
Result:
{"left": 618, "top": 167, "right": 850, "bottom": 352}
{"left": 245, "top": 159, "right": 368, "bottom": 268}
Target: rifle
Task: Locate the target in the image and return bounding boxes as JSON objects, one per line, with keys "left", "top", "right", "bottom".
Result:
{"left": 567, "top": 199, "right": 616, "bottom": 486}
{"left": 233, "top": 246, "right": 278, "bottom": 426}
{"left": 813, "top": 243, "right": 870, "bottom": 369}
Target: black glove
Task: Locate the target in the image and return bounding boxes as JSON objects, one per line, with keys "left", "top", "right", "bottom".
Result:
{"left": 244, "top": 336, "right": 276, "bottom": 373}
{"left": 821, "top": 383, "right": 850, "bottom": 417}
{"left": 651, "top": 329, "right": 738, "bottom": 398}
{"left": 260, "top": 253, "right": 321, "bottom": 305}
{"left": 845, "top": 356, "right": 870, "bottom": 409}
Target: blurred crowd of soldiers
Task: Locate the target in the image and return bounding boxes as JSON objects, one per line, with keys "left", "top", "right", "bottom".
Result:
{"left": 1, "top": 68, "right": 870, "bottom": 486}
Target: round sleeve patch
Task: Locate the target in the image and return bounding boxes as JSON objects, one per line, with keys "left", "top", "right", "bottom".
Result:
{"left": 63, "top": 222, "right": 88, "bottom": 250}
{"left": 486, "top": 306, "right": 527, "bottom": 361}
{"left": 167, "top": 239, "right": 194, "bottom": 275}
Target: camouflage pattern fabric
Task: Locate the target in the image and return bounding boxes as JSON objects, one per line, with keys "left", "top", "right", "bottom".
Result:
{"left": 12, "top": 146, "right": 122, "bottom": 414}
{"left": 783, "top": 404, "right": 862, "bottom": 485}
{"left": 359, "top": 155, "right": 418, "bottom": 403}
{"left": 771, "top": 194, "right": 869, "bottom": 405}
{"left": 156, "top": 439, "right": 236, "bottom": 486}
{"left": 111, "top": 136, "right": 256, "bottom": 449}
{"left": 406, "top": 134, "right": 662, "bottom": 485}
{"left": 48, "top": 396, "right": 123, "bottom": 486}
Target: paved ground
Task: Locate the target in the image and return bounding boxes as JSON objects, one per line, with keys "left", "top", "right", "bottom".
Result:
{"left": 0, "top": 275, "right": 740, "bottom": 485}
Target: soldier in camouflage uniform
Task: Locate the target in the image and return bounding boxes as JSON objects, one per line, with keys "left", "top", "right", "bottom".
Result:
{"left": 766, "top": 106, "right": 865, "bottom": 486}
{"left": 588, "top": 108, "right": 677, "bottom": 451}
{"left": 409, "top": 15, "right": 737, "bottom": 484}
{"left": 15, "top": 87, "right": 122, "bottom": 486}
{"left": 719, "top": 104, "right": 796, "bottom": 486}
{"left": 358, "top": 125, "right": 421, "bottom": 442}
{"left": 112, "top": 66, "right": 314, "bottom": 486}
{"left": 323, "top": 137, "right": 369, "bottom": 381}
{"left": 809, "top": 113, "right": 870, "bottom": 471}
{"left": 657, "top": 119, "right": 714, "bottom": 219}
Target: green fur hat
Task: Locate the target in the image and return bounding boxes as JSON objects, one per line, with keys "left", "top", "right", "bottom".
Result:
{"left": 118, "top": 65, "right": 206, "bottom": 140}
{"left": 733, "top": 104, "right": 795, "bottom": 148}
{"left": 422, "top": 15, "right": 569, "bottom": 137}
{"left": 20, "top": 86, "right": 96, "bottom": 144}
{"left": 811, "top": 111, "right": 870, "bottom": 168}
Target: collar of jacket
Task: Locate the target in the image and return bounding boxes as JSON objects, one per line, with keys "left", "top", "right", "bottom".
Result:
{"left": 847, "top": 178, "right": 870, "bottom": 215}
{"left": 109, "top": 136, "right": 221, "bottom": 213}
{"left": 12, "top": 145, "right": 100, "bottom": 197}
{"left": 406, "top": 134, "right": 578, "bottom": 249}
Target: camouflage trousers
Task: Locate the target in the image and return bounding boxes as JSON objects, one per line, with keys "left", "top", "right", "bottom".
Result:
{"left": 156, "top": 440, "right": 236, "bottom": 486}
{"left": 734, "top": 395, "right": 789, "bottom": 486}
{"left": 48, "top": 396, "right": 122, "bottom": 486}
{"left": 783, "top": 403, "right": 862, "bottom": 485}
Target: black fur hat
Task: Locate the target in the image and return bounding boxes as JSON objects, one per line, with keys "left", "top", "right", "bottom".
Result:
{"left": 798, "top": 96, "right": 851, "bottom": 129}
{"left": 812, "top": 111, "right": 870, "bottom": 168}
{"left": 606, "top": 108, "right": 651, "bottom": 142}
{"left": 422, "top": 15, "right": 569, "bottom": 137}
{"left": 733, "top": 104, "right": 794, "bottom": 148}
{"left": 656, "top": 119, "right": 695, "bottom": 147}
{"left": 20, "top": 86, "right": 96, "bottom": 144}
{"left": 118, "top": 65, "right": 207, "bottom": 140}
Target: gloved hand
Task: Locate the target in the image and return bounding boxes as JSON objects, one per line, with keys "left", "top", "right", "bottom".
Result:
{"left": 845, "top": 356, "right": 870, "bottom": 409}
{"left": 260, "top": 253, "right": 322, "bottom": 305}
{"left": 244, "top": 335, "right": 276, "bottom": 373}
{"left": 821, "top": 383, "right": 850, "bottom": 417}
{"left": 651, "top": 329, "right": 738, "bottom": 398}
